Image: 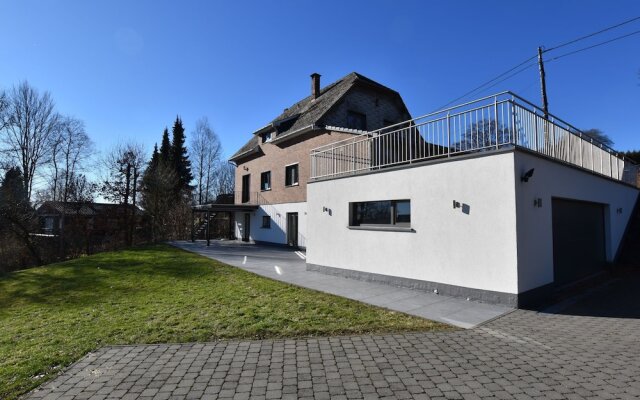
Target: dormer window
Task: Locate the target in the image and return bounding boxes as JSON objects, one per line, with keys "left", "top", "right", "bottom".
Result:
{"left": 262, "top": 131, "right": 274, "bottom": 143}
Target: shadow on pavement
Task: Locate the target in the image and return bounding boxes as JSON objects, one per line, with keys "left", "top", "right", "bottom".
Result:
{"left": 540, "top": 267, "right": 640, "bottom": 319}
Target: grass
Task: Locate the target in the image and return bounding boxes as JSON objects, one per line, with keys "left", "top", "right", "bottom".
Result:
{"left": 0, "top": 244, "right": 447, "bottom": 399}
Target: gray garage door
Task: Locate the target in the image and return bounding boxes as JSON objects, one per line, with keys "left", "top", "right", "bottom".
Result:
{"left": 552, "top": 198, "right": 606, "bottom": 285}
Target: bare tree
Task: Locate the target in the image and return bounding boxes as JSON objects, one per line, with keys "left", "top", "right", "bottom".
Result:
{"left": 189, "top": 117, "right": 222, "bottom": 205}
{"left": 0, "top": 90, "right": 8, "bottom": 132}
{"left": 211, "top": 161, "right": 235, "bottom": 200}
{"left": 1, "top": 81, "right": 61, "bottom": 200}
{"left": 46, "top": 116, "right": 94, "bottom": 255}
{"left": 100, "top": 142, "right": 145, "bottom": 246}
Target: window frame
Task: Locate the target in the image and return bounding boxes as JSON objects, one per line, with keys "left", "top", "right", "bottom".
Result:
{"left": 349, "top": 199, "right": 411, "bottom": 228}
{"left": 261, "top": 215, "right": 271, "bottom": 229}
{"left": 285, "top": 163, "right": 299, "bottom": 187}
{"left": 262, "top": 131, "right": 274, "bottom": 143}
{"left": 260, "top": 171, "right": 271, "bottom": 191}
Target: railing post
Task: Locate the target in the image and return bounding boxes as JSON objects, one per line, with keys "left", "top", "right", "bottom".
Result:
{"left": 409, "top": 127, "right": 413, "bottom": 163}
{"left": 533, "top": 109, "right": 538, "bottom": 152}
{"left": 551, "top": 121, "right": 556, "bottom": 158}
{"left": 511, "top": 99, "right": 517, "bottom": 147}
{"left": 494, "top": 97, "right": 499, "bottom": 149}
{"left": 600, "top": 144, "right": 603, "bottom": 174}
{"left": 590, "top": 138, "right": 594, "bottom": 172}
{"left": 332, "top": 146, "right": 336, "bottom": 177}
{"left": 446, "top": 112, "right": 451, "bottom": 157}
{"left": 352, "top": 141, "right": 356, "bottom": 174}
{"left": 579, "top": 132, "right": 583, "bottom": 168}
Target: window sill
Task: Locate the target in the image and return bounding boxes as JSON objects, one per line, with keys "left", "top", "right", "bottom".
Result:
{"left": 347, "top": 226, "right": 414, "bottom": 233}
{"left": 285, "top": 183, "right": 300, "bottom": 188}
{"left": 261, "top": 188, "right": 271, "bottom": 192}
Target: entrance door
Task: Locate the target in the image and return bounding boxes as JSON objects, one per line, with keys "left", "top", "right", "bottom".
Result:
{"left": 243, "top": 213, "right": 251, "bottom": 242}
{"left": 286, "top": 212, "right": 298, "bottom": 247}
{"left": 552, "top": 198, "right": 606, "bottom": 285}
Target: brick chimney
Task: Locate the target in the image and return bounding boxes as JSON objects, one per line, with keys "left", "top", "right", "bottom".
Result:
{"left": 311, "top": 73, "right": 321, "bottom": 99}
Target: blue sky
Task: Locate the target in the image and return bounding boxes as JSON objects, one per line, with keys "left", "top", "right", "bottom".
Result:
{"left": 1, "top": 0, "right": 639, "bottom": 162}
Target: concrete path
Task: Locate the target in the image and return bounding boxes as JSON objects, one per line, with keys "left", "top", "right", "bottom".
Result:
{"left": 170, "top": 240, "right": 511, "bottom": 329}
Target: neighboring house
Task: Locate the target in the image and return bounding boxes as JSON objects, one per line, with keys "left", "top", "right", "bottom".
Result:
{"left": 227, "top": 72, "right": 412, "bottom": 249}
{"left": 37, "top": 201, "right": 142, "bottom": 240}
{"left": 305, "top": 91, "right": 639, "bottom": 307}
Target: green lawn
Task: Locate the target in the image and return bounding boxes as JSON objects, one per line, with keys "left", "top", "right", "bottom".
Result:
{"left": 0, "top": 244, "right": 447, "bottom": 399}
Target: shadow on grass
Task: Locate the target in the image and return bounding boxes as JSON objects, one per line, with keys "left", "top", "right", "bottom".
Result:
{"left": 0, "top": 244, "right": 224, "bottom": 310}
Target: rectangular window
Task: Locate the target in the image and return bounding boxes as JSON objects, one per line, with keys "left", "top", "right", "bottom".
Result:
{"left": 285, "top": 164, "right": 299, "bottom": 186}
{"left": 347, "top": 110, "right": 367, "bottom": 131}
{"left": 262, "top": 131, "right": 273, "bottom": 143}
{"left": 350, "top": 200, "right": 411, "bottom": 227}
{"left": 260, "top": 171, "right": 271, "bottom": 191}
{"left": 262, "top": 216, "right": 271, "bottom": 228}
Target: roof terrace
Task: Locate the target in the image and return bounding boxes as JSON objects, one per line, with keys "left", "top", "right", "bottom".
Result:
{"left": 310, "top": 92, "right": 638, "bottom": 185}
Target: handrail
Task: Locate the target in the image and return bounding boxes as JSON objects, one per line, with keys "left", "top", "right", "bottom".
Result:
{"left": 310, "top": 92, "right": 636, "bottom": 184}
{"left": 311, "top": 91, "right": 626, "bottom": 159}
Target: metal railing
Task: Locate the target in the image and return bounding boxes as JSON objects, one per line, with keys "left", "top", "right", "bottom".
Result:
{"left": 310, "top": 92, "right": 638, "bottom": 185}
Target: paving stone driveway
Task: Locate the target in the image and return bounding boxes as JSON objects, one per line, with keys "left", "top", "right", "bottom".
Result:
{"left": 27, "top": 271, "right": 640, "bottom": 400}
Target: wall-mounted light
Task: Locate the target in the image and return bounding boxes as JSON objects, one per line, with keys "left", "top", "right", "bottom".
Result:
{"left": 617, "top": 207, "right": 623, "bottom": 214}
{"left": 521, "top": 168, "right": 535, "bottom": 182}
{"left": 453, "top": 200, "right": 461, "bottom": 209}
{"left": 534, "top": 198, "right": 542, "bottom": 208}
{"left": 243, "top": 166, "right": 249, "bottom": 171}
{"left": 322, "top": 206, "right": 332, "bottom": 216}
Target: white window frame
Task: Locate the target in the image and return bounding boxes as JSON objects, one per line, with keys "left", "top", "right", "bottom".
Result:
{"left": 285, "top": 162, "right": 299, "bottom": 187}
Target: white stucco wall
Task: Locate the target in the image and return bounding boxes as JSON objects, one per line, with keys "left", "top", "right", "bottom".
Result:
{"left": 514, "top": 151, "right": 639, "bottom": 293}
{"left": 235, "top": 202, "right": 308, "bottom": 248}
{"left": 307, "top": 152, "right": 520, "bottom": 295}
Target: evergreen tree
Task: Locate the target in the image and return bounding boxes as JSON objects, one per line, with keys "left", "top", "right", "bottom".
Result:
{"left": 149, "top": 143, "right": 160, "bottom": 172}
{"left": 159, "top": 128, "right": 172, "bottom": 165}
{"left": 0, "top": 167, "right": 40, "bottom": 266}
{"left": 171, "top": 116, "right": 193, "bottom": 191}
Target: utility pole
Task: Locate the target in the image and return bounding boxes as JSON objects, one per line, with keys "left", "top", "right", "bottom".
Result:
{"left": 537, "top": 46, "right": 549, "bottom": 118}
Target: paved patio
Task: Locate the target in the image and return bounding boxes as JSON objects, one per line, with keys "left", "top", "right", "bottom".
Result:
{"left": 169, "top": 240, "right": 512, "bottom": 329}
{"left": 26, "top": 272, "right": 640, "bottom": 399}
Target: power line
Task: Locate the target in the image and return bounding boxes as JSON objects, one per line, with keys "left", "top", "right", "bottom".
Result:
{"left": 435, "top": 55, "right": 537, "bottom": 110}
{"left": 434, "top": 16, "right": 640, "bottom": 112}
{"left": 471, "top": 62, "right": 538, "bottom": 97}
{"left": 547, "top": 29, "right": 640, "bottom": 63}
{"left": 544, "top": 16, "right": 640, "bottom": 53}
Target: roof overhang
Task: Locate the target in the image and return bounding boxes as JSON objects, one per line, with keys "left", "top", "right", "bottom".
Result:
{"left": 271, "top": 124, "right": 317, "bottom": 144}
{"left": 229, "top": 145, "right": 262, "bottom": 163}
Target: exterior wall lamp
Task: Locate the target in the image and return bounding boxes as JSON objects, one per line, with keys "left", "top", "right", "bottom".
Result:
{"left": 521, "top": 168, "right": 535, "bottom": 182}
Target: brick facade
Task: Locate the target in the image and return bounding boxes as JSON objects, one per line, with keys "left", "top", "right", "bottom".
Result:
{"left": 234, "top": 130, "right": 354, "bottom": 204}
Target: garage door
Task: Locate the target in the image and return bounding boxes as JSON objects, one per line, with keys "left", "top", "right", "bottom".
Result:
{"left": 552, "top": 198, "right": 606, "bottom": 285}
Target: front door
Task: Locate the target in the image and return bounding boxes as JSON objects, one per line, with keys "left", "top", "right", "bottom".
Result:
{"left": 243, "top": 213, "right": 251, "bottom": 242}
{"left": 286, "top": 212, "right": 298, "bottom": 247}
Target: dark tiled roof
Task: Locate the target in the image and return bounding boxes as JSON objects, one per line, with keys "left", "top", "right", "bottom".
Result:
{"left": 230, "top": 72, "right": 404, "bottom": 161}
{"left": 37, "top": 201, "right": 142, "bottom": 216}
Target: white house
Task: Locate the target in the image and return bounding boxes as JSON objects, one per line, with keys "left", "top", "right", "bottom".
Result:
{"left": 305, "top": 92, "right": 639, "bottom": 307}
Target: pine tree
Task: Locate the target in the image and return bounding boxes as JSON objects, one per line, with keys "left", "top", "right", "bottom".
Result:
{"left": 149, "top": 143, "right": 160, "bottom": 172}
{"left": 171, "top": 116, "right": 193, "bottom": 191}
{"left": 159, "top": 128, "right": 172, "bottom": 165}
